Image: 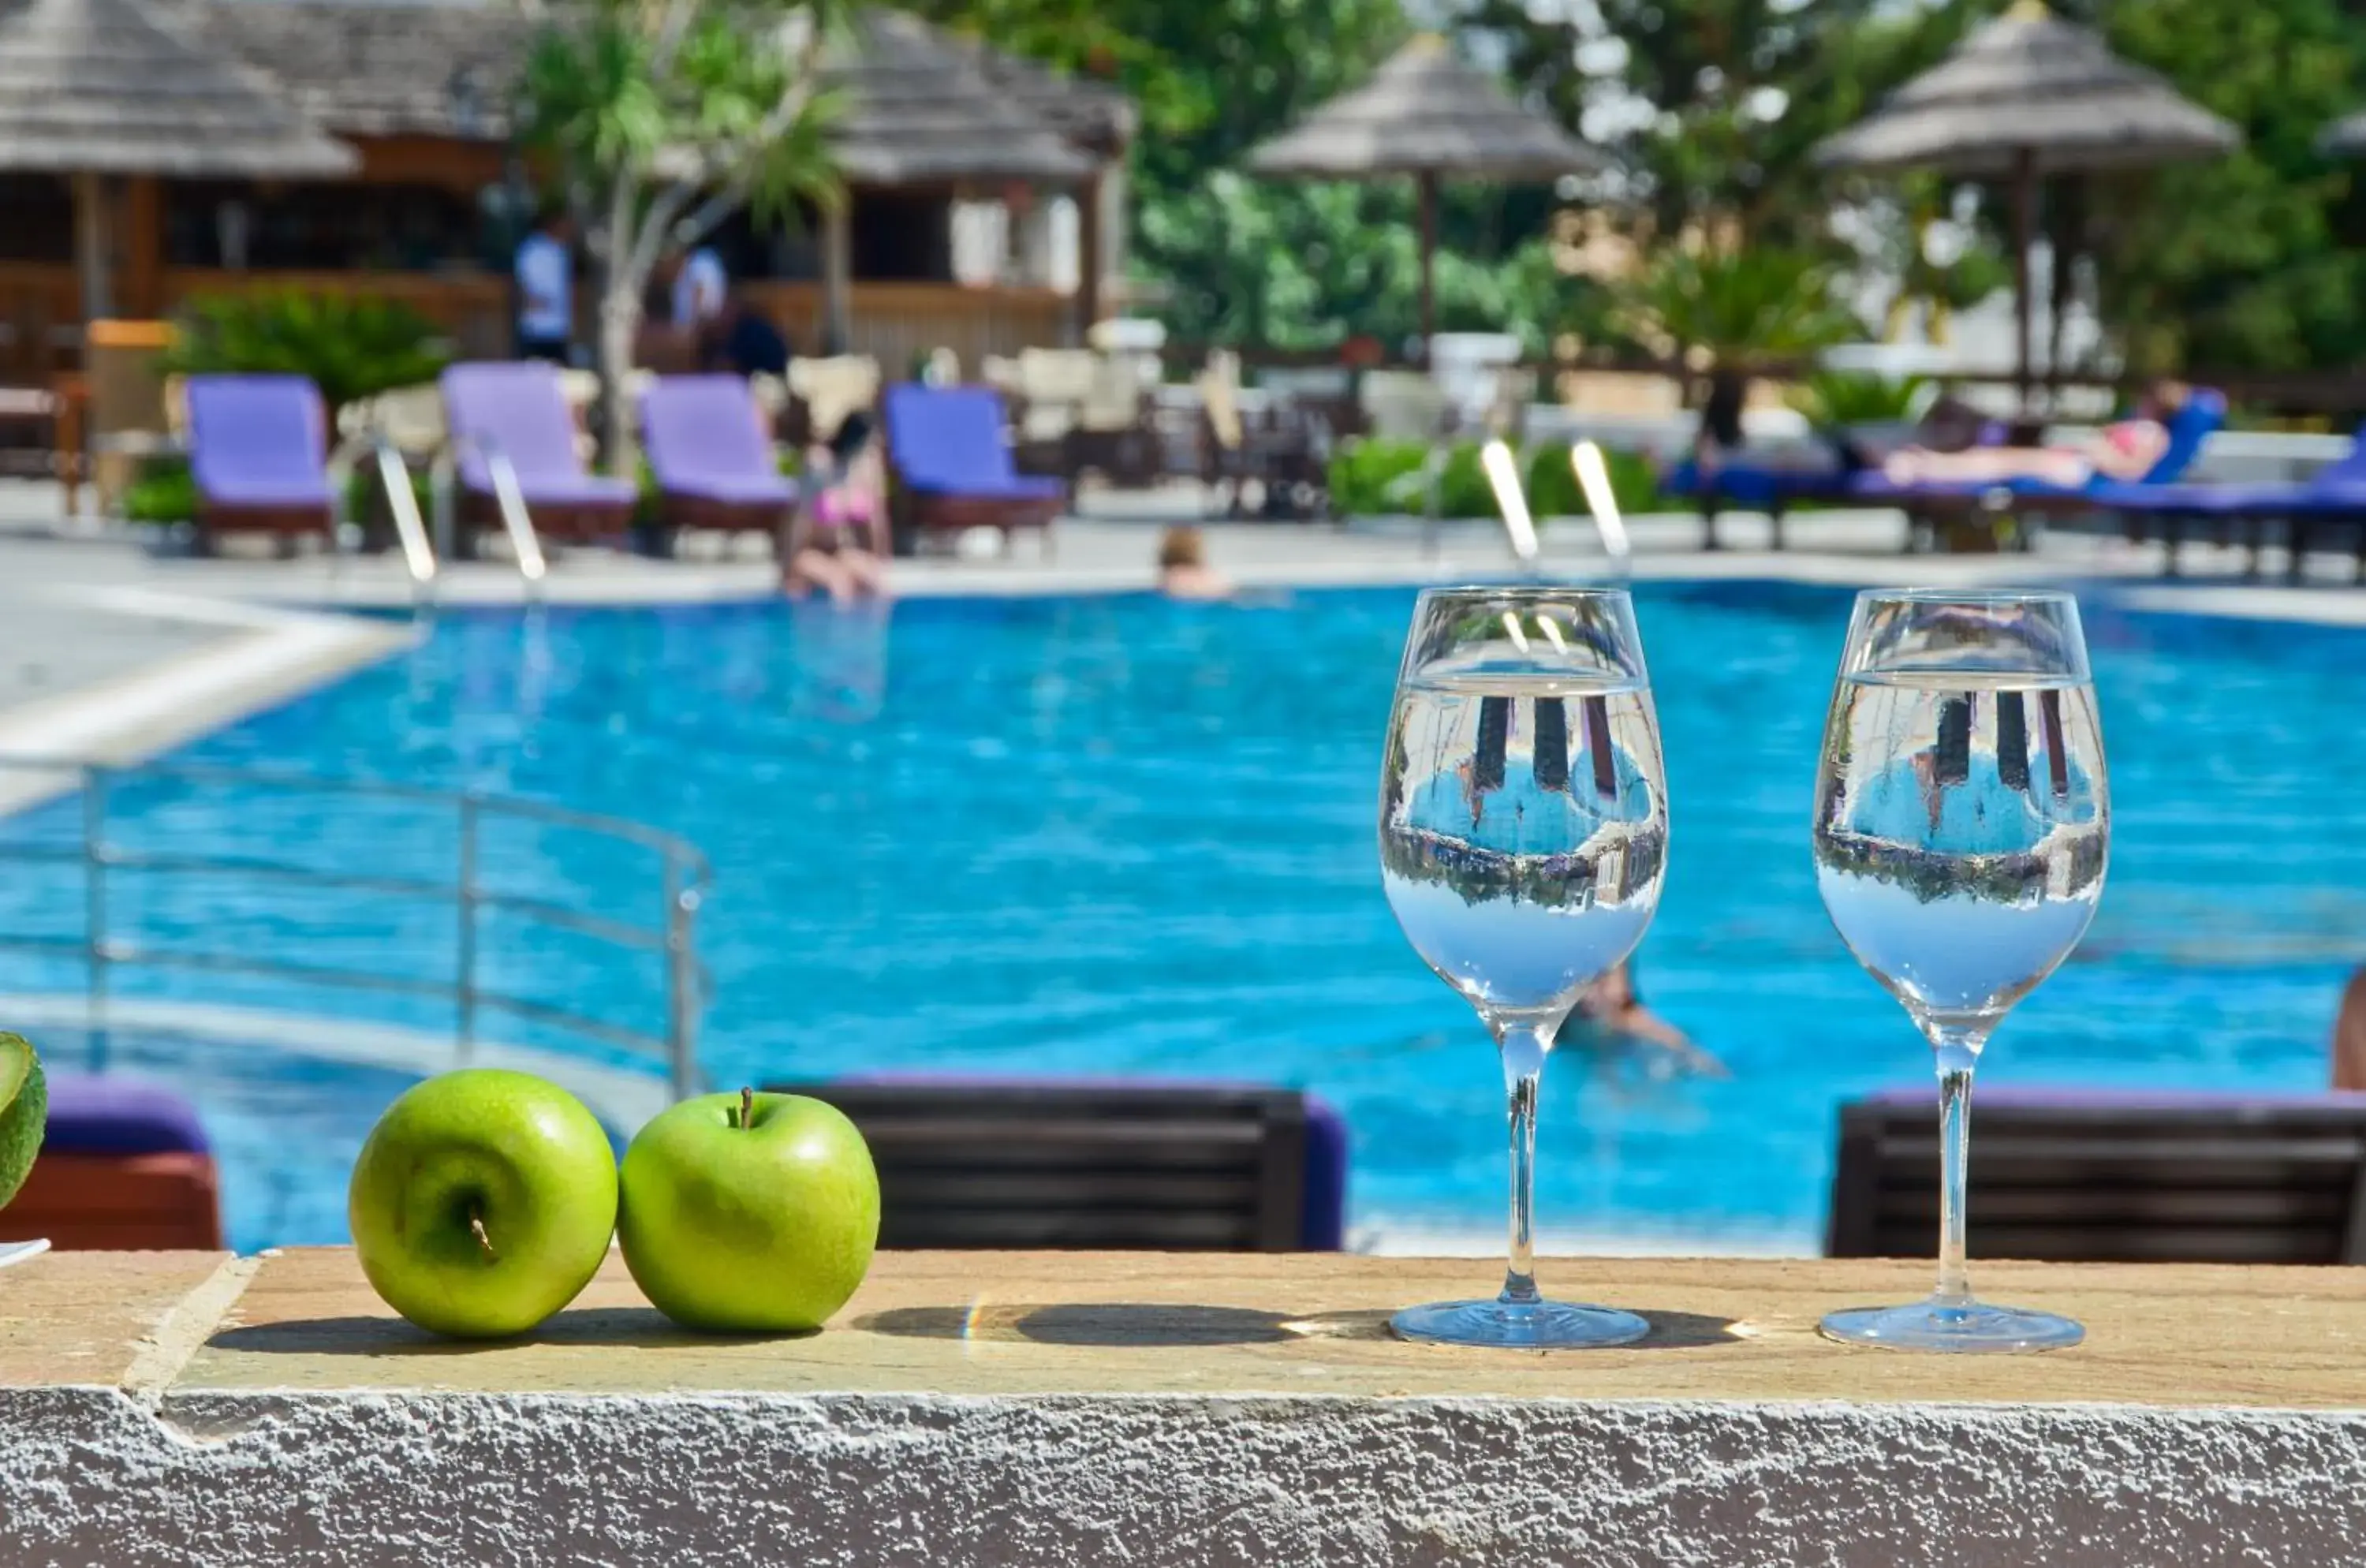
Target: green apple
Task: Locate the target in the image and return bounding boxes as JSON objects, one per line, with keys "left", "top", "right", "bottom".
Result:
{"left": 349, "top": 1069, "right": 618, "bottom": 1338}
{"left": 0, "top": 1032, "right": 45, "bottom": 1211}
{"left": 618, "top": 1088, "right": 879, "bottom": 1333}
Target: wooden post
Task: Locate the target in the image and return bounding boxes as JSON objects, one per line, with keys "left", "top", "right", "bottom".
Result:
{"left": 821, "top": 197, "right": 853, "bottom": 356}
{"left": 2012, "top": 146, "right": 2036, "bottom": 409}
{"left": 1416, "top": 169, "right": 1439, "bottom": 365}
{"left": 119, "top": 177, "right": 162, "bottom": 320}
{"left": 73, "top": 171, "right": 111, "bottom": 323}
{"left": 1077, "top": 169, "right": 1105, "bottom": 342}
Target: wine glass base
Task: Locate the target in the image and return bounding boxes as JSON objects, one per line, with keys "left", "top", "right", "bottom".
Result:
{"left": 1392, "top": 1298, "right": 1651, "bottom": 1350}
{"left": 1820, "top": 1297, "right": 2083, "bottom": 1353}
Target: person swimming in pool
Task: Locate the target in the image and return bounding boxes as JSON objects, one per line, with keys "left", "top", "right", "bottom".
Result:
{"left": 1557, "top": 961, "right": 1726, "bottom": 1078}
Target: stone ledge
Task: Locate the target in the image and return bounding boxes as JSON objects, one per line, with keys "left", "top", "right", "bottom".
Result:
{"left": 5, "top": 1249, "right": 2365, "bottom": 1566}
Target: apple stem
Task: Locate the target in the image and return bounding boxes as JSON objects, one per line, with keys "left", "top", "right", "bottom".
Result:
{"left": 738, "top": 1085, "right": 754, "bottom": 1131}
{"left": 469, "top": 1207, "right": 497, "bottom": 1264}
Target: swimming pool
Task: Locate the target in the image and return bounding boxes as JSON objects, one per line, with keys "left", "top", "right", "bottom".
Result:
{"left": 6, "top": 581, "right": 2364, "bottom": 1254}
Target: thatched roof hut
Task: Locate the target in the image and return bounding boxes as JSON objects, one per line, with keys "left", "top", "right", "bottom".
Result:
{"left": 820, "top": 10, "right": 1097, "bottom": 187}
{"left": 0, "top": 0, "right": 356, "bottom": 315}
{"left": 0, "top": 0, "right": 356, "bottom": 177}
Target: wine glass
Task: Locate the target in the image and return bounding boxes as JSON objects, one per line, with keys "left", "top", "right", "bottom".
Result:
{"left": 1379, "top": 586, "right": 1668, "bottom": 1349}
{"left": 1811, "top": 588, "right": 2108, "bottom": 1352}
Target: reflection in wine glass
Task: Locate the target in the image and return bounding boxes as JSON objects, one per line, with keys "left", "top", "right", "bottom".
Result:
{"left": 1811, "top": 588, "right": 2107, "bottom": 1353}
{"left": 1378, "top": 587, "right": 1668, "bottom": 1349}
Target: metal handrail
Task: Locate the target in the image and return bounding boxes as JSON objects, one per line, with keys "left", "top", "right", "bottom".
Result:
{"left": 0, "top": 754, "right": 710, "bottom": 1103}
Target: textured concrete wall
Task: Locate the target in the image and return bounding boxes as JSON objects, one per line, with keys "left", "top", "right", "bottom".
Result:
{"left": 6, "top": 1386, "right": 2365, "bottom": 1566}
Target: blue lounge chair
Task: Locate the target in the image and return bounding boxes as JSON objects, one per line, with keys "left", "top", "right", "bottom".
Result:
{"left": 881, "top": 383, "right": 1063, "bottom": 558}
{"left": 185, "top": 374, "right": 338, "bottom": 554}
{"left": 2088, "top": 427, "right": 2366, "bottom": 581}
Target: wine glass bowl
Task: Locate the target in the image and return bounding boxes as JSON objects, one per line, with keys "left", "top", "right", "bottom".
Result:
{"left": 1379, "top": 587, "right": 1667, "bottom": 1349}
{"left": 1811, "top": 588, "right": 2107, "bottom": 1353}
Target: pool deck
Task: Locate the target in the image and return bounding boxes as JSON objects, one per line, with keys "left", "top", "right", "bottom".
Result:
{"left": 5, "top": 1246, "right": 2364, "bottom": 1564}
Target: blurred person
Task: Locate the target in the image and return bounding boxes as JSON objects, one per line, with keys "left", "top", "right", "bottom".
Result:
{"left": 2333, "top": 966, "right": 2366, "bottom": 1092}
{"left": 513, "top": 207, "right": 576, "bottom": 364}
{"left": 1558, "top": 961, "right": 1725, "bottom": 1078}
{"left": 674, "top": 241, "right": 729, "bottom": 329}
{"left": 711, "top": 289, "right": 793, "bottom": 379}
{"left": 785, "top": 410, "right": 890, "bottom": 603}
{"left": 1881, "top": 381, "right": 2189, "bottom": 488}
{"left": 1156, "top": 525, "right": 1234, "bottom": 601}
{"left": 1689, "top": 368, "right": 1749, "bottom": 480}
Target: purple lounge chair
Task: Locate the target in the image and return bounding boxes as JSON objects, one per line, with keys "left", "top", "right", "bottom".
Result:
{"left": 766, "top": 1074, "right": 1349, "bottom": 1251}
{"left": 1828, "top": 1085, "right": 2366, "bottom": 1265}
{"left": 184, "top": 374, "right": 337, "bottom": 553}
{"left": 440, "top": 361, "right": 636, "bottom": 548}
{"left": 637, "top": 375, "right": 796, "bottom": 557}
{"left": 881, "top": 383, "right": 1063, "bottom": 557}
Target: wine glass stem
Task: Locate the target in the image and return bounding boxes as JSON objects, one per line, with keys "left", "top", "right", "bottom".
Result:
{"left": 1932, "top": 1032, "right": 1981, "bottom": 1310}
{"left": 1498, "top": 1019, "right": 1551, "bottom": 1308}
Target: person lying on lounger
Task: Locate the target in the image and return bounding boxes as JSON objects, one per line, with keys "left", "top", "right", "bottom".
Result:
{"left": 1879, "top": 382, "right": 2188, "bottom": 489}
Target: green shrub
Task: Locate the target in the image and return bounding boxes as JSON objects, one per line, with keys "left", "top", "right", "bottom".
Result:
{"left": 162, "top": 291, "right": 452, "bottom": 427}
{"left": 1327, "top": 437, "right": 1431, "bottom": 516}
{"left": 123, "top": 457, "right": 196, "bottom": 525}
{"left": 1329, "top": 435, "right": 1665, "bottom": 520}
{"left": 1787, "top": 371, "right": 1931, "bottom": 429}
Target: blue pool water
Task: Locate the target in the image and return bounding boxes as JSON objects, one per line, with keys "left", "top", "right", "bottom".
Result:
{"left": 6, "top": 581, "right": 2365, "bottom": 1253}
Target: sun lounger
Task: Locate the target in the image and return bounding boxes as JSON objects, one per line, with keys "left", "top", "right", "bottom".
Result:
{"left": 762, "top": 1077, "right": 1348, "bottom": 1251}
{"left": 440, "top": 361, "right": 637, "bottom": 551}
{"left": 0, "top": 1075, "right": 223, "bottom": 1251}
{"left": 880, "top": 383, "right": 1063, "bottom": 557}
{"left": 2088, "top": 427, "right": 2366, "bottom": 581}
{"left": 185, "top": 374, "right": 338, "bottom": 554}
{"left": 1848, "top": 388, "right": 2228, "bottom": 551}
{"left": 637, "top": 375, "right": 797, "bottom": 558}
{"left": 1827, "top": 1087, "right": 2366, "bottom": 1265}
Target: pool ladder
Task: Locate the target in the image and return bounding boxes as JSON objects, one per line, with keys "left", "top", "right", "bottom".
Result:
{"left": 328, "top": 436, "right": 549, "bottom": 605}
{"left": 1476, "top": 436, "right": 1634, "bottom": 579}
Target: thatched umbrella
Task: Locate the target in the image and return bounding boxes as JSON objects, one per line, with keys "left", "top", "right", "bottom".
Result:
{"left": 1246, "top": 34, "right": 1607, "bottom": 357}
{"left": 0, "top": 0, "right": 356, "bottom": 319}
{"left": 1816, "top": 0, "right": 2236, "bottom": 401}
{"left": 814, "top": 10, "right": 1095, "bottom": 351}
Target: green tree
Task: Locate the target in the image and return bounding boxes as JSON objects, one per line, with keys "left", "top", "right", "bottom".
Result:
{"left": 2057, "top": 0, "right": 2366, "bottom": 374}
{"left": 1452, "top": 0, "right": 1963, "bottom": 252}
{"left": 516, "top": 0, "right": 840, "bottom": 466}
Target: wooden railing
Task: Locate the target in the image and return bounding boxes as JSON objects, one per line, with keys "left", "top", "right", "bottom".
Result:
{"left": 159, "top": 269, "right": 517, "bottom": 360}
{"left": 741, "top": 281, "right": 1073, "bottom": 372}
{"left": 0, "top": 264, "right": 1076, "bottom": 386}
